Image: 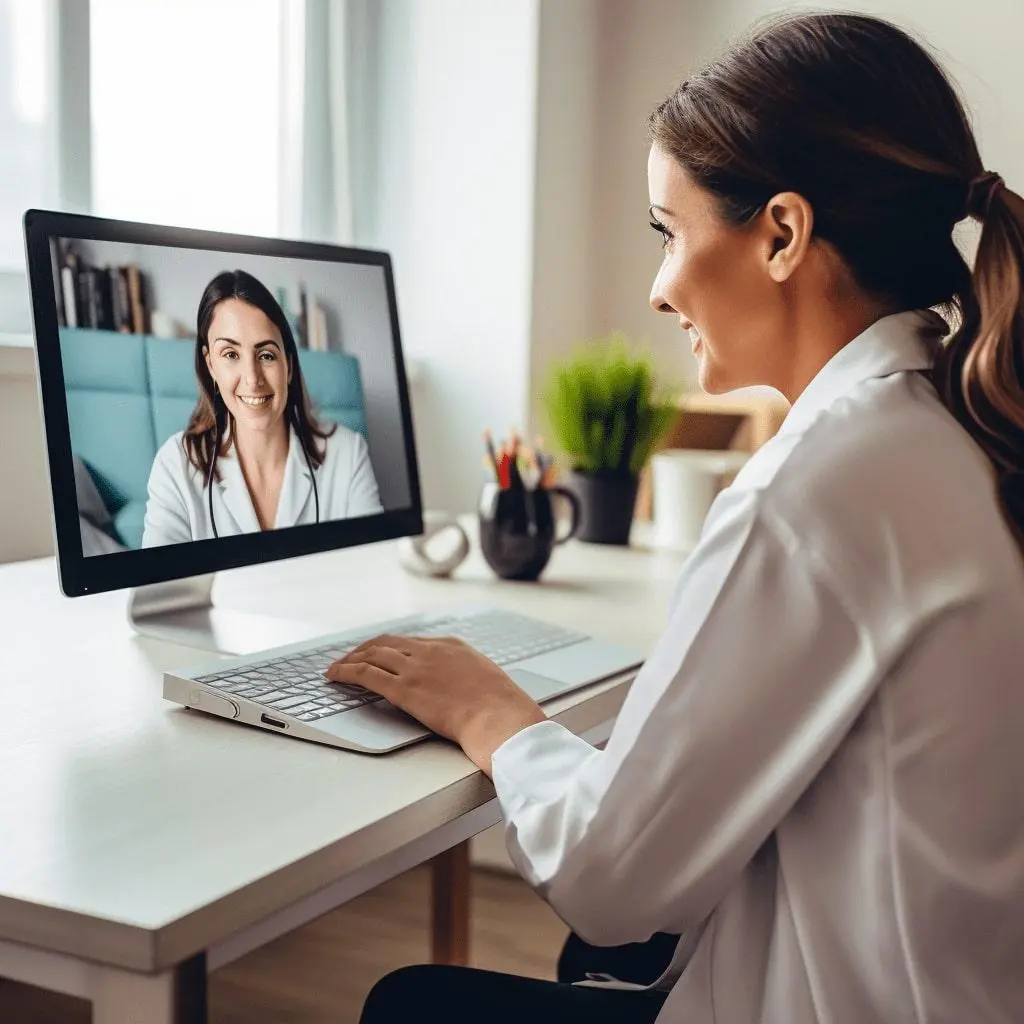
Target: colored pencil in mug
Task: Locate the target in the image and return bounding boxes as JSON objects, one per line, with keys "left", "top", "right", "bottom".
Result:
{"left": 483, "top": 428, "right": 500, "bottom": 476}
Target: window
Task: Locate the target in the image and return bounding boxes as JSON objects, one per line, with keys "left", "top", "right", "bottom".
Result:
{"left": 90, "top": 0, "right": 286, "bottom": 237}
{"left": 0, "top": 0, "right": 58, "bottom": 270}
{"left": 0, "top": 0, "right": 354, "bottom": 333}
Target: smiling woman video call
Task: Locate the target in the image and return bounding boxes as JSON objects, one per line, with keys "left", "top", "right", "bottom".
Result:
{"left": 142, "top": 269, "right": 382, "bottom": 547}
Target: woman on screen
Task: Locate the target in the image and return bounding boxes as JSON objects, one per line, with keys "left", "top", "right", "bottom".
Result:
{"left": 142, "top": 269, "right": 382, "bottom": 547}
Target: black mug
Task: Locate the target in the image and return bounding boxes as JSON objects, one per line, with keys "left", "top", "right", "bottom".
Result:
{"left": 478, "top": 481, "right": 581, "bottom": 581}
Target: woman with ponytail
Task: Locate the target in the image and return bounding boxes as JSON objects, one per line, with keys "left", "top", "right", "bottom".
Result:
{"left": 351, "top": 14, "right": 1024, "bottom": 1023}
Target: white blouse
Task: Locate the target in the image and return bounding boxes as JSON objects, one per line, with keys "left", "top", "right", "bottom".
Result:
{"left": 142, "top": 425, "right": 382, "bottom": 547}
{"left": 492, "top": 310, "right": 1024, "bottom": 1023}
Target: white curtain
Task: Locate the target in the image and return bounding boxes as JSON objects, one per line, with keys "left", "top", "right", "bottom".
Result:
{"left": 326, "top": 0, "right": 354, "bottom": 243}
{"left": 278, "top": 0, "right": 357, "bottom": 245}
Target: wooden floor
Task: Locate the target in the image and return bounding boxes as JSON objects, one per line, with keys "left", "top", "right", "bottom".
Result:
{"left": 0, "top": 867, "right": 569, "bottom": 1023}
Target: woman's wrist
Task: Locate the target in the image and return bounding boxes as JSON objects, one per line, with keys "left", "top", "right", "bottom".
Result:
{"left": 459, "top": 699, "right": 547, "bottom": 776}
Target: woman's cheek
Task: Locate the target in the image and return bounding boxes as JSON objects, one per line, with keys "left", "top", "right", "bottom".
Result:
{"left": 671, "top": 251, "right": 698, "bottom": 308}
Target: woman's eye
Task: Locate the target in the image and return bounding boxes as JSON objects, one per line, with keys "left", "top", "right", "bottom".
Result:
{"left": 221, "top": 349, "right": 238, "bottom": 359}
{"left": 259, "top": 351, "right": 276, "bottom": 361}
{"left": 649, "top": 219, "right": 674, "bottom": 250}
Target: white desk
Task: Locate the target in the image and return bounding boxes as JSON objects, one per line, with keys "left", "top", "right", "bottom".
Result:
{"left": 0, "top": 525, "right": 686, "bottom": 1023}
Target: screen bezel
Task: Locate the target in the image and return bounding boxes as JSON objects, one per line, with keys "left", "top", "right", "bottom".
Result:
{"left": 23, "top": 208, "right": 424, "bottom": 598}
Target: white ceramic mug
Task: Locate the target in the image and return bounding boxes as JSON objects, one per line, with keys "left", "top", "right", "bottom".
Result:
{"left": 650, "top": 449, "right": 750, "bottom": 551}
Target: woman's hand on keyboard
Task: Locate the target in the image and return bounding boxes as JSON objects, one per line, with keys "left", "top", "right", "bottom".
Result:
{"left": 324, "top": 635, "right": 547, "bottom": 774}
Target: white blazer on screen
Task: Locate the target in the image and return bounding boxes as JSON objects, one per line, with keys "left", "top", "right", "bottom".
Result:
{"left": 142, "top": 425, "right": 383, "bottom": 547}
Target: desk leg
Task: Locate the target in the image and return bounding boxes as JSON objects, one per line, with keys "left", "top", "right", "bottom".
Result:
{"left": 430, "top": 841, "right": 471, "bottom": 965}
{"left": 93, "top": 953, "right": 206, "bottom": 1024}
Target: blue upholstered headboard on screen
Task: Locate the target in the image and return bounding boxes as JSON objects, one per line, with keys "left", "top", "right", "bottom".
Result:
{"left": 58, "top": 327, "right": 368, "bottom": 549}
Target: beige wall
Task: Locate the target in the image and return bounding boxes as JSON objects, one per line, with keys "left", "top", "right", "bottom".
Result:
{"left": 674, "top": 0, "right": 1024, "bottom": 182}
{"left": 527, "top": 0, "right": 719, "bottom": 435}
{"left": 0, "top": 351, "right": 53, "bottom": 562}
{"left": 374, "top": 0, "right": 540, "bottom": 515}
{"left": 527, "top": 0, "right": 600, "bottom": 440}
{"left": 572, "top": 0, "right": 1024, "bottom": 398}
{"left": 585, "top": 0, "right": 715, "bottom": 393}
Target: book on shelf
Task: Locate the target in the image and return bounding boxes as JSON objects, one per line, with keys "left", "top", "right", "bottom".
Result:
{"left": 60, "top": 265, "right": 77, "bottom": 328}
{"left": 125, "top": 265, "right": 147, "bottom": 334}
{"left": 74, "top": 268, "right": 94, "bottom": 330}
{"left": 293, "top": 285, "right": 331, "bottom": 350}
{"left": 315, "top": 302, "right": 329, "bottom": 351}
{"left": 76, "top": 267, "right": 114, "bottom": 331}
{"left": 56, "top": 242, "right": 78, "bottom": 328}
{"left": 56, "top": 243, "right": 151, "bottom": 335}
{"left": 109, "top": 267, "right": 133, "bottom": 333}
{"left": 305, "top": 295, "right": 330, "bottom": 351}
{"left": 96, "top": 268, "right": 114, "bottom": 331}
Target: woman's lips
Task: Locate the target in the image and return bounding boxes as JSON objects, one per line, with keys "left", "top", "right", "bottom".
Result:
{"left": 237, "top": 395, "right": 272, "bottom": 408}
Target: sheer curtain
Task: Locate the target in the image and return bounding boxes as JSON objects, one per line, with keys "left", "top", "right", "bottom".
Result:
{"left": 281, "top": 0, "right": 359, "bottom": 246}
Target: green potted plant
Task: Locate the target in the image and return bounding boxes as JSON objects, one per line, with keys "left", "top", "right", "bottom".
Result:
{"left": 541, "top": 333, "right": 679, "bottom": 544}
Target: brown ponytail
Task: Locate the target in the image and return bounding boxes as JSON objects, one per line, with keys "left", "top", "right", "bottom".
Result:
{"left": 937, "top": 180, "right": 1024, "bottom": 535}
{"left": 648, "top": 12, "right": 1024, "bottom": 536}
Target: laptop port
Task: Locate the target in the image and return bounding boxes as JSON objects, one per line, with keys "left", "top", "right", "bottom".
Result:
{"left": 260, "top": 714, "right": 286, "bottom": 729}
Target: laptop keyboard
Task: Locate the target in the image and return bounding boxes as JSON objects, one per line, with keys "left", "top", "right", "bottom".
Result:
{"left": 192, "top": 610, "right": 586, "bottom": 723}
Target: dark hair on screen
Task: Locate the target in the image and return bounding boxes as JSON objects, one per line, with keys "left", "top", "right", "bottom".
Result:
{"left": 183, "top": 269, "right": 334, "bottom": 481}
{"left": 648, "top": 12, "right": 1024, "bottom": 537}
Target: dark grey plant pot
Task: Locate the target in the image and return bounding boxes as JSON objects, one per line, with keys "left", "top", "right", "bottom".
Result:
{"left": 564, "top": 470, "right": 639, "bottom": 545}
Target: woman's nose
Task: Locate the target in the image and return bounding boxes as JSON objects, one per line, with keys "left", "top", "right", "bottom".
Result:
{"left": 243, "top": 358, "right": 265, "bottom": 384}
{"left": 649, "top": 265, "right": 676, "bottom": 314}
{"left": 649, "top": 281, "right": 675, "bottom": 314}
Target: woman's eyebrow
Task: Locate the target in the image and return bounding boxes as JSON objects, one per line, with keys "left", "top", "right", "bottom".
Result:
{"left": 213, "top": 337, "right": 280, "bottom": 349}
{"left": 649, "top": 203, "right": 675, "bottom": 217}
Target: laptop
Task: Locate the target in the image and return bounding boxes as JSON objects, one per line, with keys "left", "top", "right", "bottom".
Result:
{"left": 164, "top": 605, "right": 643, "bottom": 753}
{"left": 23, "top": 208, "right": 645, "bottom": 754}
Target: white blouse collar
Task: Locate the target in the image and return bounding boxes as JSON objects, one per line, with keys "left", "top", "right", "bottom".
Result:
{"left": 214, "top": 425, "right": 314, "bottom": 532}
{"left": 777, "top": 308, "right": 948, "bottom": 438}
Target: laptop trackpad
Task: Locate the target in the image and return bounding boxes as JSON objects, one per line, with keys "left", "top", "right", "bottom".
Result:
{"left": 506, "top": 668, "right": 569, "bottom": 702}
{"left": 513, "top": 640, "right": 644, "bottom": 689}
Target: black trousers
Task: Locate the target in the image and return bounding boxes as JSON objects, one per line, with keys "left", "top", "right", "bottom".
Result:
{"left": 557, "top": 929, "right": 679, "bottom": 987}
{"left": 359, "top": 931, "right": 678, "bottom": 1023}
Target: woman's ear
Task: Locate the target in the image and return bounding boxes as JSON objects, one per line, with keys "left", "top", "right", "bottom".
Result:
{"left": 761, "top": 191, "right": 814, "bottom": 283}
